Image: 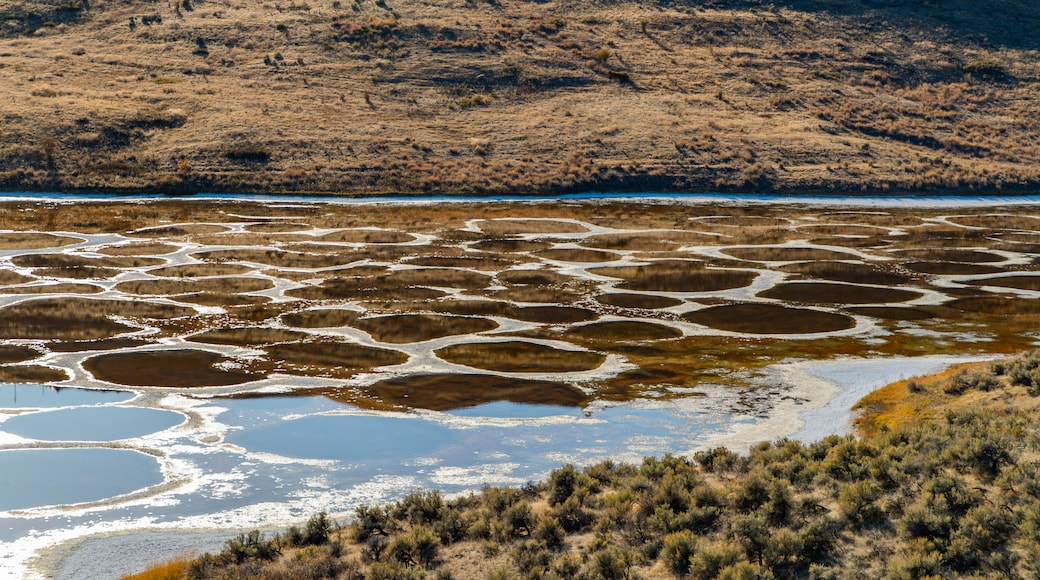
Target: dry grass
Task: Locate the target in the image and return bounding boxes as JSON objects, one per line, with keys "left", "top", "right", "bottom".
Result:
{"left": 3, "top": 0, "right": 1038, "bottom": 194}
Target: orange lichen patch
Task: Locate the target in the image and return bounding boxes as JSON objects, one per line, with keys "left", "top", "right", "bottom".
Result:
{"left": 945, "top": 215, "right": 1040, "bottom": 230}
{"left": 848, "top": 306, "right": 936, "bottom": 321}
{"left": 353, "top": 314, "right": 498, "bottom": 343}
{"left": 84, "top": 349, "right": 264, "bottom": 387}
{"left": 317, "top": 230, "right": 416, "bottom": 244}
{"left": 534, "top": 248, "right": 621, "bottom": 263}
{"left": 173, "top": 293, "right": 272, "bottom": 307}
{"left": 595, "top": 293, "right": 683, "bottom": 309}
{"left": 189, "top": 327, "right": 312, "bottom": 347}
{"left": 435, "top": 341, "right": 605, "bottom": 373}
{"left": 0, "top": 297, "right": 194, "bottom": 340}
{"left": 192, "top": 249, "right": 356, "bottom": 269}
{"left": 497, "top": 269, "right": 575, "bottom": 286}
{"left": 758, "top": 282, "right": 923, "bottom": 305}
{"left": 0, "top": 364, "right": 68, "bottom": 383}
{"left": 904, "top": 261, "right": 1004, "bottom": 275}
{"left": 0, "top": 283, "right": 104, "bottom": 294}
{"left": 892, "top": 248, "right": 1006, "bottom": 263}
{"left": 0, "top": 345, "right": 41, "bottom": 364}
{"left": 777, "top": 261, "right": 912, "bottom": 285}
{"left": 403, "top": 255, "right": 522, "bottom": 271}
{"left": 242, "top": 222, "right": 312, "bottom": 233}
{"left": 47, "top": 338, "right": 154, "bottom": 353}
{"left": 721, "top": 246, "right": 860, "bottom": 262}
{"left": 944, "top": 296, "right": 1040, "bottom": 315}
{"left": 476, "top": 219, "right": 589, "bottom": 235}
{"left": 116, "top": 277, "right": 274, "bottom": 296}
{"left": 430, "top": 300, "right": 597, "bottom": 324}
{"left": 0, "top": 233, "right": 82, "bottom": 249}
{"left": 148, "top": 263, "right": 256, "bottom": 278}
{"left": 563, "top": 321, "right": 682, "bottom": 342}
{"left": 853, "top": 361, "right": 992, "bottom": 438}
{"left": 683, "top": 303, "right": 855, "bottom": 334}
{"left": 592, "top": 261, "right": 757, "bottom": 293}
{"left": 97, "top": 242, "right": 181, "bottom": 256}
{"left": 130, "top": 224, "right": 231, "bottom": 238}
{"left": 265, "top": 342, "right": 408, "bottom": 377}
{"left": 281, "top": 308, "right": 362, "bottom": 328}
{"left": 340, "top": 373, "right": 587, "bottom": 411}
{"left": 961, "top": 275, "right": 1040, "bottom": 291}
{"left": 470, "top": 239, "right": 553, "bottom": 253}
{"left": 11, "top": 254, "right": 166, "bottom": 270}
{"left": 484, "top": 286, "right": 584, "bottom": 304}
{"left": 0, "top": 270, "right": 34, "bottom": 285}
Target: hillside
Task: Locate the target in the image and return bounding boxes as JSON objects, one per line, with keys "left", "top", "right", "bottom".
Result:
{"left": 2, "top": 0, "right": 1039, "bottom": 195}
{"left": 125, "top": 350, "right": 1040, "bottom": 579}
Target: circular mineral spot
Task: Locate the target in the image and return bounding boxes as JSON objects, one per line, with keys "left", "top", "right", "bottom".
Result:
{"left": 0, "top": 283, "right": 104, "bottom": 295}
{"left": 243, "top": 222, "right": 312, "bottom": 233}
{"left": 0, "top": 270, "right": 34, "bottom": 285}
{"left": 817, "top": 212, "right": 923, "bottom": 227}
{"left": 189, "top": 327, "right": 313, "bottom": 347}
{"left": 174, "top": 293, "right": 272, "bottom": 307}
{"left": 564, "top": 321, "right": 682, "bottom": 342}
{"left": 943, "top": 297, "right": 1040, "bottom": 315}
{"left": 131, "top": 224, "right": 231, "bottom": 238}
{"left": 405, "top": 255, "right": 522, "bottom": 271}
{"left": 266, "top": 342, "right": 408, "bottom": 377}
{"left": 431, "top": 301, "right": 596, "bottom": 324}
{"left": 0, "top": 448, "right": 163, "bottom": 511}
{"left": 485, "top": 286, "right": 583, "bottom": 304}
{"left": 595, "top": 293, "right": 684, "bottom": 309}
{"left": 0, "top": 384, "right": 132, "bottom": 408}
{"left": 758, "top": 282, "right": 922, "bottom": 305}
{"left": 721, "top": 247, "right": 860, "bottom": 262}
{"left": 0, "top": 233, "right": 82, "bottom": 250}
{"left": 946, "top": 215, "right": 1040, "bottom": 231}
{"left": 904, "top": 262, "right": 1004, "bottom": 275}
{"left": 116, "top": 277, "right": 274, "bottom": 296}
{"left": 893, "top": 249, "right": 1005, "bottom": 263}
{"left": 848, "top": 306, "right": 936, "bottom": 321}
{"left": 1, "top": 406, "right": 183, "bottom": 441}
{"left": 961, "top": 275, "right": 1040, "bottom": 291}
{"left": 497, "top": 269, "right": 576, "bottom": 286}
{"left": 471, "top": 239, "right": 553, "bottom": 253}
{"left": 777, "top": 261, "right": 912, "bottom": 286}
{"left": 48, "top": 338, "right": 153, "bottom": 353}
{"left": 355, "top": 373, "right": 587, "bottom": 411}
{"left": 84, "top": 349, "right": 265, "bottom": 387}
{"left": 436, "top": 341, "right": 604, "bottom": 373}
{"left": 593, "top": 261, "right": 757, "bottom": 293}
{"left": 795, "top": 224, "right": 889, "bottom": 237}
{"left": 353, "top": 314, "right": 499, "bottom": 343}
{"left": 97, "top": 242, "right": 181, "bottom": 256}
{"left": 534, "top": 248, "right": 621, "bottom": 263}
{"left": 12, "top": 254, "right": 166, "bottom": 270}
{"left": 477, "top": 219, "right": 589, "bottom": 235}
{"left": 683, "top": 303, "right": 855, "bottom": 334}
{"left": 281, "top": 309, "right": 362, "bottom": 328}
{"left": 192, "top": 249, "right": 356, "bottom": 269}
{"left": 0, "top": 345, "right": 42, "bottom": 364}
{"left": 318, "top": 230, "right": 416, "bottom": 243}
{"left": 148, "top": 263, "right": 256, "bottom": 278}
{"left": 0, "top": 366, "right": 69, "bottom": 383}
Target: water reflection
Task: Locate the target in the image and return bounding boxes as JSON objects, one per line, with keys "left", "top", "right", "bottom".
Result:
{"left": 0, "top": 384, "right": 132, "bottom": 408}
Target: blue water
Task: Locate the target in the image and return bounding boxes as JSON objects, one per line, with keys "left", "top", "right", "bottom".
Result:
{"left": 0, "top": 384, "right": 132, "bottom": 409}
{"left": 0, "top": 448, "right": 163, "bottom": 511}
{"left": 1, "top": 407, "right": 183, "bottom": 441}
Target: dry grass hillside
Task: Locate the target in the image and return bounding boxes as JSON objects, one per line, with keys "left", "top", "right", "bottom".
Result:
{"left": 2, "top": 0, "right": 1039, "bottom": 194}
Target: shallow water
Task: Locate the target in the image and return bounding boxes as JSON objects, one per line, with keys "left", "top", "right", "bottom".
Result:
{"left": 1, "top": 406, "right": 183, "bottom": 442}
{"left": 0, "top": 448, "right": 163, "bottom": 511}
{"left": 0, "top": 384, "right": 132, "bottom": 408}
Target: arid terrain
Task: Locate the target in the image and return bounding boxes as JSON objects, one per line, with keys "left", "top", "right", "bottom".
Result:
{"left": 2, "top": 0, "right": 1039, "bottom": 194}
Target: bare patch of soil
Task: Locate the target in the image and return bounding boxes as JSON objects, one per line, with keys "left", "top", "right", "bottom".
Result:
{"left": 683, "top": 303, "right": 855, "bottom": 334}
{"left": 84, "top": 349, "right": 264, "bottom": 387}
{"left": 436, "top": 341, "right": 604, "bottom": 373}
{"left": 758, "top": 282, "right": 923, "bottom": 304}
{"left": 353, "top": 314, "right": 498, "bottom": 343}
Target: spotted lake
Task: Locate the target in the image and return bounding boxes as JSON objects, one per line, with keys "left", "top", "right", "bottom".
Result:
{"left": 0, "top": 195, "right": 1035, "bottom": 578}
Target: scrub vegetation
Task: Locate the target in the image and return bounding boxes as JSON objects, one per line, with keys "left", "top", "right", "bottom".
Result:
{"left": 125, "top": 350, "right": 1040, "bottom": 579}
{"left": 2, "top": 0, "right": 1040, "bottom": 195}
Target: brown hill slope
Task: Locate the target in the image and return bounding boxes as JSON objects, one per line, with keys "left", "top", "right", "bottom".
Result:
{"left": 2, "top": 0, "right": 1038, "bottom": 194}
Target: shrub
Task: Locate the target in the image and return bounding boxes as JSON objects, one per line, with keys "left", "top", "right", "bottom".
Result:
{"left": 661, "top": 530, "right": 697, "bottom": 577}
